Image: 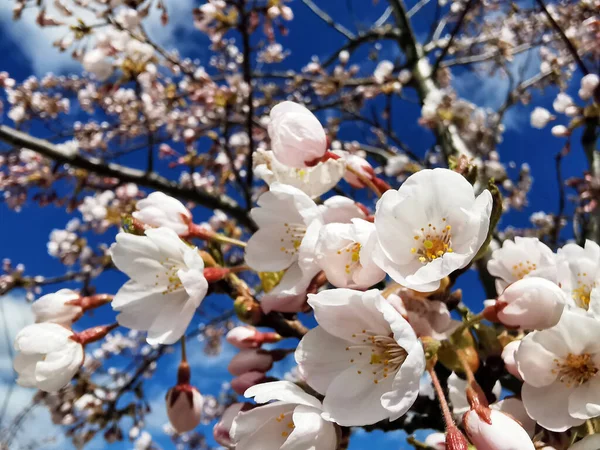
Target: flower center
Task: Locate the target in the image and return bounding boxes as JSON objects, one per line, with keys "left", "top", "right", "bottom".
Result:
{"left": 554, "top": 353, "right": 598, "bottom": 387}
{"left": 337, "top": 242, "right": 362, "bottom": 274}
{"left": 275, "top": 412, "right": 295, "bottom": 438}
{"left": 279, "top": 223, "right": 306, "bottom": 257}
{"left": 155, "top": 259, "right": 183, "bottom": 295}
{"left": 511, "top": 260, "right": 537, "bottom": 280}
{"left": 572, "top": 273, "right": 594, "bottom": 309}
{"left": 411, "top": 219, "right": 453, "bottom": 264}
{"left": 345, "top": 330, "right": 408, "bottom": 384}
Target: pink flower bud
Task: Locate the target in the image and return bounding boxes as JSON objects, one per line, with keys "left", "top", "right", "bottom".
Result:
{"left": 166, "top": 385, "right": 203, "bottom": 433}
{"left": 501, "top": 341, "right": 522, "bottom": 380}
{"left": 230, "top": 371, "right": 269, "bottom": 395}
{"left": 495, "top": 277, "right": 567, "bottom": 330}
{"left": 463, "top": 408, "right": 535, "bottom": 450}
{"left": 227, "top": 349, "right": 287, "bottom": 376}
{"left": 213, "top": 403, "right": 251, "bottom": 448}
{"left": 268, "top": 101, "right": 327, "bottom": 168}
{"left": 225, "top": 327, "right": 281, "bottom": 349}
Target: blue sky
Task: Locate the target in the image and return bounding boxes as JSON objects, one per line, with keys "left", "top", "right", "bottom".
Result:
{"left": 0, "top": 0, "right": 590, "bottom": 449}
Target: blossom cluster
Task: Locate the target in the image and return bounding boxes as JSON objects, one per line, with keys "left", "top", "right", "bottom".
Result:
{"left": 1, "top": 0, "right": 600, "bottom": 448}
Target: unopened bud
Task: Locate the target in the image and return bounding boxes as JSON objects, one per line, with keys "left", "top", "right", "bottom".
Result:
{"left": 463, "top": 408, "right": 535, "bottom": 450}
{"left": 230, "top": 371, "right": 271, "bottom": 395}
{"left": 227, "top": 349, "right": 288, "bottom": 376}
{"left": 226, "top": 326, "right": 281, "bottom": 349}
{"left": 166, "top": 384, "right": 203, "bottom": 433}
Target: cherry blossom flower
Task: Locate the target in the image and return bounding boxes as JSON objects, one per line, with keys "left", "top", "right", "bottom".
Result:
{"left": 13, "top": 323, "right": 84, "bottom": 392}
{"left": 487, "top": 236, "right": 557, "bottom": 293}
{"left": 501, "top": 341, "right": 522, "bottom": 380}
{"left": 463, "top": 408, "right": 535, "bottom": 450}
{"left": 267, "top": 101, "right": 327, "bottom": 168}
{"left": 579, "top": 74, "right": 599, "bottom": 100}
{"left": 373, "top": 60, "right": 394, "bottom": 84}
{"left": 553, "top": 92, "right": 573, "bottom": 113}
{"left": 82, "top": 49, "right": 113, "bottom": 81}
{"left": 494, "top": 277, "right": 568, "bottom": 330}
{"left": 557, "top": 240, "right": 600, "bottom": 311}
{"left": 530, "top": 107, "right": 553, "bottom": 129}
{"left": 314, "top": 219, "right": 385, "bottom": 289}
{"left": 372, "top": 168, "right": 492, "bottom": 292}
{"left": 253, "top": 149, "right": 344, "bottom": 199}
{"left": 258, "top": 221, "right": 322, "bottom": 314}
{"left": 110, "top": 227, "right": 208, "bottom": 345}
{"left": 295, "top": 289, "right": 425, "bottom": 426}
{"left": 31, "top": 289, "right": 82, "bottom": 326}
{"left": 387, "top": 291, "right": 459, "bottom": 340}
{"left": 516, "top": 310, "right": 600, "bottom": 431}
{"left": 132, "top": 192, "right": 192, "bottom": 236}
{"left": 231, "top": 381, "right": 337, "bottom": 450}
{"left": 491, "top": 398, "right": 536, "bottom": 437}
{"left": 246, "top": 183, "right": 322, "bottom": 271}
{"left": 319, "top": 196, "right": 367, "bottom": 224}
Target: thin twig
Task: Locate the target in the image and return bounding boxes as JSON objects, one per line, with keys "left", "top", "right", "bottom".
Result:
{"left": 535, "top": 0, "right": 589, "bottom": 75}
{"left": 431, "top": 0, "right": 477, "bottom": 76}
{"left": 300, "top": 0, "right": 355, "bottom": 39}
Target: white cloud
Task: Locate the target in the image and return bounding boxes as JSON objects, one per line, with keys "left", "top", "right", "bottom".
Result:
{"left": 0, "top": 0, "right": 198, "bottom": 76}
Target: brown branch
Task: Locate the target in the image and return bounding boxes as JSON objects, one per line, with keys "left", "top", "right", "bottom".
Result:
{"left": 238, "top": 0, "right": 256, "bottom": 207}
{"left": 0, "top": 125, "right": 257, "bottom": 231}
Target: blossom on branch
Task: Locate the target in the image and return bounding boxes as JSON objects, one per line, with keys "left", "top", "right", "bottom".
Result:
{"left": 110, "top": 227, "right": 208, "bottom": 345}
{"left": 267, "top": 101, "right": 327, "bottom": 168}
{"left": 516, "top": 310, "right": 600, "bottom": 431}
{"left": 372, "top": 168, "right": 492, "bottom": 292}
{"left": 295, "top": 289, "right": 425, "bottom": 426}
{"left": 231, "top": 381, "right": 337, "bottom": 450}
{"left": 13, "top": 323, "right": 84, "bottom": 392}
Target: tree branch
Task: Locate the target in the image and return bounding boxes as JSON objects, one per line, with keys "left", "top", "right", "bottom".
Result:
{"left": 0, "top": 125, "right": 257, "bottom": 231}
{"left": 431, "top": 0, "right": 477, "bottom": 76}
{"left": 535, "top": 0, "right": 589, "bottom": 75}
{"left": 300, "top": 0, "right": 355, "bottom": 40}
